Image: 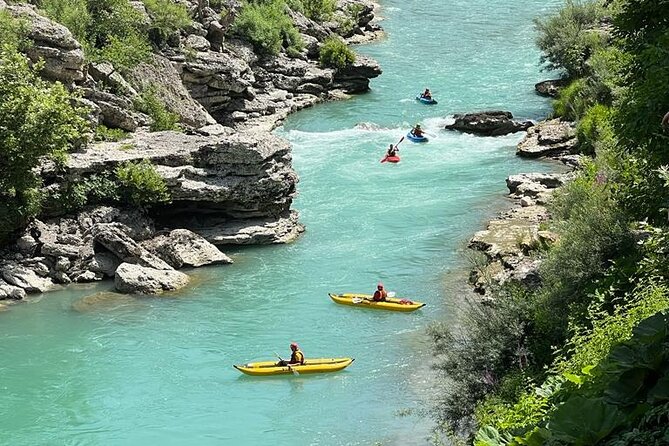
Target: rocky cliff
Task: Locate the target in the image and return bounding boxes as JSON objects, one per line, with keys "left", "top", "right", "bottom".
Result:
{"left": 0, "top": 0, "right": 383, "bottom": 299}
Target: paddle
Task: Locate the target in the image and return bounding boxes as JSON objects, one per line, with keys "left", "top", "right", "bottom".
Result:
{"left": 274, "top": 352, "right": 299, "bottom": 376}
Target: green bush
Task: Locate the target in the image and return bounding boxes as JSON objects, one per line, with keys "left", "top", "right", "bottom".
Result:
{"left": 133, "top": 86, "right": 180, "bottom": 131}
{"left": 231, "top": 0, "right": 303, "bottom": 56}
{"left": 0, "top": 9, "right": 29, "bottom": 51}
{"left": 0, "top": 47, "right": 87, "bottom": 243}
{"left": 288, "top": 0, "right": 336, "bottom": 21}
{"left": 143, "top": 0, "right": 192, "bottom": 46}
{"left": 39, "top": 0, "right": 151, "bottom": 70}
{"left": 319, "top": 36, "right": 355, "bottom": 69}
{"left": 552, "top": 78, "right": 590, "bottom": 120}
{"left": 534, "top": 0, "right": 608, "bottom": 77}
{"left": 94, "top": 124, "right": 129, "bottom": 142}
{"left": 577, "top": 104, "right": 614, "bottom": 155}
{"left": 429, "top": 285, "right": 536, "bottom": 433}
{"left": 115, "top": 159, "right": 170, "bottom": 206}
{"left": 38, "top": 0, "right": 90, "bottom": 44}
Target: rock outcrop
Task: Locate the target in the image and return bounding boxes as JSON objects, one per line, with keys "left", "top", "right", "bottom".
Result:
{"left": 535, "top": 79, "right": 568, "bottom": 98}
{"left": 469, "top": 172, "right": 569, "bottom": 294}
{"left": 114, "top": 263, "right": 190, "bottom": 294}
{"left": 516, "top": 119, "right": 578, "bottom": 158}
{"left": 445, "top": 111, "right": 534, "bottom": 136}
{"left": 3, "top": 3, "right": 85, "bottom": 84}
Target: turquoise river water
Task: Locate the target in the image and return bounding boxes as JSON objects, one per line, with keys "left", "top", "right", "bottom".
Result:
{"left": 1, "top": 1, "right": 562, "bottom": 444}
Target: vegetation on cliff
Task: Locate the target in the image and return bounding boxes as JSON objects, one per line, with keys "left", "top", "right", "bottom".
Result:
{"left": 431, "top": 0, "right": 669, "bottom": 444}
{"left": 0, "top": 14, "right": 87, "bottom": 243}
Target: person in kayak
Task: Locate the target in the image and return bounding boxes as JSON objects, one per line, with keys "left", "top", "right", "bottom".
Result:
{"left": 411, "top": 124, "right": 425, "bottom": 137}
{"left": 386, "top": 144, "right": 399, "bottom": 157}
{"left": 278, "top": 343, "right": 305, "bottom": 366}
{"left": 421, "top": 88, "right": 432, "bottom": 100}
{"left": 373, "top": 283, "right": 388, "bottom": 302}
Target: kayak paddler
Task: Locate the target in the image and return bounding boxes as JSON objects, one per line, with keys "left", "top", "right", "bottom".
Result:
{"left": 386, "top": 144, "right": 399, "bottom": 157}
{"left": 421, "top": 88, "right": 432, "bottom": 100}
{"left": 373, "top": 283, "right": 388, "bottom": 302}
{"left": 277, "top": 343, "right": 305, "bottom": 366}
{"left": 411, "top": 124, "right": 425, "bottom": 137}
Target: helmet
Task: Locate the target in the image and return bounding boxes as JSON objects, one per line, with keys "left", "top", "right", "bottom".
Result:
{"left": 415, "top": 124, "right": 421, "bottom": 128}
{"left": 290, "top": 342, "right": 299, "bottom": 350}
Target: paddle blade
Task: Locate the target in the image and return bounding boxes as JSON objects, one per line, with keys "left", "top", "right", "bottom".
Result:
{"left": 380, "top": 157, "right": 387, "bottom": 163}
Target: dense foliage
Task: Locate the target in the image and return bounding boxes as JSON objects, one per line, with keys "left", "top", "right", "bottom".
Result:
{"left": 115, "top": 160, "right": 171, "bottom": 206}
{"left": 36, "top": 0, "right": 191, "bottom": 69}
{"left": 231, "top": 0, "right": 303, "bottom": 56}
{"left": 432, "top": 0, "right": 669, "bottom": 444}
{"left": 287, "top": 0, "right": 336, "bottom": 21}
{"left": 319, "top": 36, "right": 356, "bottom": 69}
{"left": 0, "top": 41, "right": 87, "bottom": 243}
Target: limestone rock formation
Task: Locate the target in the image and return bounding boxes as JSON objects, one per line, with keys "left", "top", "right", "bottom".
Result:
{"left": 114, "top": 263, "right": 190, "bottom": 294}
{"left": 517, "top": 119, "right": 578, "bottom": 158}
{"left": 143, "top": 229, "right": 233, "bottom": 268}
{"left": 469, "top": 172, "right": 570, "bottom": 294}
{"left": 1, "top": 263, "right": 55, "bottom": 293}
{"left": 3, "top": 3, "right": 85, "bottom": 84}
{"left": 445, "top": 111, "right": 534, "bottom": 136}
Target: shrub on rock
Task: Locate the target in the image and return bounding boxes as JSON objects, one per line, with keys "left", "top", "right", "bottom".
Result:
{"left": 319, "top": 36, "right": 355, "bottom": 69}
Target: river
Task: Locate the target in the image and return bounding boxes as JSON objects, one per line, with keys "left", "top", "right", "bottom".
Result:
{"left": 0, "top": 0, "right": 561, "bottom": 444}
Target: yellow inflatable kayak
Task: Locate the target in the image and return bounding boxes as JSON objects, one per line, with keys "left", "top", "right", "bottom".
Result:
{"left": 234, "top": 358, "right": 354, "bottom": 376}
{"left": 328, "top": 293, "right": 426, "bottom": 312}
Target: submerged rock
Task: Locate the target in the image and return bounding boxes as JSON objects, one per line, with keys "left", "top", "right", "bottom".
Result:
{"left": 71, "top": 291, "right": 139, "bottom": 313}
{"left": 114, "top": 263, "right": 190, "bottom": 294}
{"left": 445, "top": 111, "right": 534, "bottom": 136}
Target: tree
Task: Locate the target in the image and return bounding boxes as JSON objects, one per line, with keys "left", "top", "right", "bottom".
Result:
{"left": 0, "top": 47, "right": 87, "bottom": 243}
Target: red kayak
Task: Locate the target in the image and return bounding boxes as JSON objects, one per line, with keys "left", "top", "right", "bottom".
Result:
{"left": 381, "top": 155, "right": 400, "bottom": 163}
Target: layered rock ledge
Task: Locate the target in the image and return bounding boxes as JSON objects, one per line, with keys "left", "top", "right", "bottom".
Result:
{"left": 469, "top": 172, "right": 570, "bottom": 295}
{"left": 516, "top": 119, "right": 578, "bottom": 159}
{"left": 0, "top": 0, "right": 385, "bottom": 303}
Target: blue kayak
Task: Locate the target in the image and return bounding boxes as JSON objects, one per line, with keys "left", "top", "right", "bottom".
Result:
{"left": 416, "top": 95, "right": 438, "bottom": 105}
{"left": 407, "top": 132, "right": 428, "bottom": 143}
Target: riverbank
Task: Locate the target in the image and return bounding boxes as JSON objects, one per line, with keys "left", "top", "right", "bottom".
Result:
{"left": 466, "top": 111, "right": 580, "bottom": 295}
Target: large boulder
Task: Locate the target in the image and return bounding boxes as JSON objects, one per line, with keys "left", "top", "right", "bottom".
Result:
{"left": 4, "top": 4, "right": 85, "bottom": 84}
{"left": 89, "top": 223, "right": 172, "bottom": 270}
{"left": 1, "top": 263, "right": 55, "bottom": 293}
{"left": 114, "top": 263, "right": 190, "bottom": 294}
{"left": 144, "top": 229, "right": 233, "bottom": 268}
{"left": 517, "top": 119, "right": 578, "bottom": 158}
{"left": 0, "top": 280, "right": 27, "bottom": 300}
{"left": 445, "top": 111, "right": 534, "bottom": 136}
